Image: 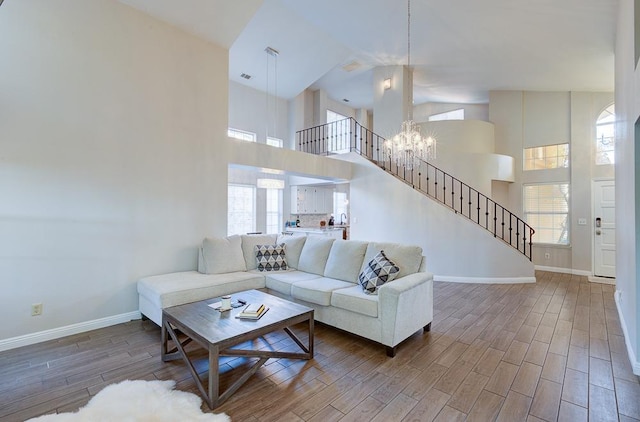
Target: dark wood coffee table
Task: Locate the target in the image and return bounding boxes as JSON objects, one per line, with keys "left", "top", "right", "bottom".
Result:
{"left": 161, "top": 289, "right": 314, "bottom": 408}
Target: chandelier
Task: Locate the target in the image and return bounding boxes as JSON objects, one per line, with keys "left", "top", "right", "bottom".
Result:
{"left": 385, "top": 120, "right": 435, "bottom": 170}
{"left": 384, "top": 0, "right": 436, "bottom": 171}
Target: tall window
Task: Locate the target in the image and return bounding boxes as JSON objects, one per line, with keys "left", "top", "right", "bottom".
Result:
{"left": 524, "top": 183, "right": 569, "bottom": 245}
{"left": 265, "top": 188, "right": 283, "bottom": 234}
{"left": 227, "top": 184, "right": 255, "bottom": 235}
{"left": 596, "top": 104, "right": 615, "bottom": 165}
{"left": 524, "top": 144, "right": 569, "bottom": 171}
{"left": 333, "top": 192, "right": 348, "bottom": 224}
{"left": 428, "top": 108, "right": 464, "bottom": 121}
{"left": 326, "top": 110, "right": 350, "bottom": 153}
{"left": 227, "top": 128, "right": 256, "bottom": 142}
{"left": 266, "top": 137, "right": 283, "bottom": 148}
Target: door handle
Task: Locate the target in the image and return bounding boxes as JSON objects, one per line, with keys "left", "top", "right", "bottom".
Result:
{"left": 596, "top": 229, "right": 601, "bottom": 235}
{"left": 596, "top": 217, "right": 601, "bottom": 228}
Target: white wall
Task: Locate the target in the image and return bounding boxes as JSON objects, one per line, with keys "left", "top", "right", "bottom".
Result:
{"left": 615, "top": 0, "right": 640, "bottom": 373}
{"left": 373, "top": 65, "right": 411, "bottom": 139}
{"left": 0, "top": 0, "right": 229, "bottom": 342}
{"left": 419, "top": 120, "right": 514, "bottom": 196}
{"left": 229, "top": 80, "right": 290, "bottom": 146}
{"left": 345, "top": 154, "right": 535, "bottom": 281}
{"left": 490, "top": 90, "right": 614, "bottom": 272}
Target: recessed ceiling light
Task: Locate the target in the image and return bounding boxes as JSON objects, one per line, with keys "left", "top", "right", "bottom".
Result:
{"left": 240, "top": 73, "right": 252, "bottom": 80}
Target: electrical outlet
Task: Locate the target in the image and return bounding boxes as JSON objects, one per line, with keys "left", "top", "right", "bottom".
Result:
{"left": 544, "top": 252, "right": 550, "bottom": 259}
{"left": 31, "top": 303, "right": 43, "bottom": 316}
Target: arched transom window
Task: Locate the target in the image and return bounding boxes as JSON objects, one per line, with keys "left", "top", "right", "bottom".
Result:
{"left": 596, "top": 104, "right": 615, "bottom": 165}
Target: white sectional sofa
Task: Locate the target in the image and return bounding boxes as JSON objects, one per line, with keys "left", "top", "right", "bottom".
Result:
{"left": 137, "top": 234, "right": 434, "bottom": 356}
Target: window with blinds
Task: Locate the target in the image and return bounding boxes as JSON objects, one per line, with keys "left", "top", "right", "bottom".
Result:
{"left": 524, "top": 183, "right": 569, "bottom": 245}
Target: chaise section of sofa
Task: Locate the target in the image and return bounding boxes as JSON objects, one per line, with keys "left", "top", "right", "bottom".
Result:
{"left": 137, "top": 233, "right": 433, "bottom": 356}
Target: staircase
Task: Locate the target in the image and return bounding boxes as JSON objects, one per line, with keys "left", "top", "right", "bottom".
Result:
{"left": 296, "top": 117, "right": 535, "bottom": 261}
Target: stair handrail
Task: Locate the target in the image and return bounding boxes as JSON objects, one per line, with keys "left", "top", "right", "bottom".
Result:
{"left": 296, "top": 117, "right": 535, "bottom": 260}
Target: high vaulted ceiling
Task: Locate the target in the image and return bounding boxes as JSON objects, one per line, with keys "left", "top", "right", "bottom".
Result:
{"left": 120, "top": 0, "right": 618, "bottom": 109}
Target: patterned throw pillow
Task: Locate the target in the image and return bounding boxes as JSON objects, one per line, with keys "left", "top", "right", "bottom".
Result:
{"left": 255, "top": 244, "right": 288, "bottom": 272}
{"left": 358, "top": 250, "right": 400, "bottom": 295}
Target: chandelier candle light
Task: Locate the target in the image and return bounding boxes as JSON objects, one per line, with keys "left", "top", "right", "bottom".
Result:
{"left": 384, "top": 0, "right": 436, "bottom": 171}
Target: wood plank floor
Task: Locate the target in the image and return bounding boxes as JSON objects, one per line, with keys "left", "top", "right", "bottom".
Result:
{"left": 1, "top": 271, "right": 639, "bottom": 421}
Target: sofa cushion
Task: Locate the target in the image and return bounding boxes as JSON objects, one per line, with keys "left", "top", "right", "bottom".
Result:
{"left": 331, "top": 285, "right": 379, "bottom": 317}
{"left": 201, "top": 236, "right": 247, "bottom": 274}
{"left": 137, "top": 271, "right": 265, "bottom": 308}
{"left": 361, "top": 242, "right": 422, "bottom": 279}
{"left": 264, "top": 270, "right": 322, "bottom": 296}
{"left": 358, "top": 250, "right": 400, "bottom": 295}
{"left": 276, "top": 234, "right": 306, "bottom": 269}
{"left": 255, "top": 244, "right": 288, "bottom": 271}
{"left": 291, "top": 277, "right": 353, "bottom": 306}
{"left": 297, "top": 236, "right": 335, "bottom": 276}
{"left": 241, "top": 234, "right": 277, "bottom": 270}
{"left": 324, "top": 240, "right": 368, "bottom": 283}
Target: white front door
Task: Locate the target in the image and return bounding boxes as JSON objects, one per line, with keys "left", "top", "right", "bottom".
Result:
{"left": 593, "top": 179, "right": 616, "bottom": 278}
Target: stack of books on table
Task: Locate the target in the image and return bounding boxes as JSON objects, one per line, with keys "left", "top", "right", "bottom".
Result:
{"left": 236, "top": 303, "right": 268, "bottom": 320}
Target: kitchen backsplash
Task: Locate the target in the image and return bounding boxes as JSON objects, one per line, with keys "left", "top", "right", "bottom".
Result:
{"left": 290, "top": 214, "right": 331, "bottom": 228}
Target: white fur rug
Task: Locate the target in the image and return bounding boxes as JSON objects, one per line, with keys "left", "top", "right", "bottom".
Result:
{"left": 27, "top": 380, "right": 230, "bottom": 422}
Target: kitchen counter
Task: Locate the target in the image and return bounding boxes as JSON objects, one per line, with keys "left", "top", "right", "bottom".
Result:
{"left": 285, "top": 226, "right": 347, "bottom": 239}
{"left": 287, "top": 227, "right": 343, "bottom": 233}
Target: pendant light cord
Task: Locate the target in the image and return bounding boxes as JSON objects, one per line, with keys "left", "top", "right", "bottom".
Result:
{"left": 407, "top": 0, "right": 412, "bottom": 120}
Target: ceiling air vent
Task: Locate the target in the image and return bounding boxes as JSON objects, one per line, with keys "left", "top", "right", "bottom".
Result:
{"left": 341, "top": 61, "right": 361, "bottom": 72}
{"left": 240, "top": 73, "right": 252, "bottom": 80}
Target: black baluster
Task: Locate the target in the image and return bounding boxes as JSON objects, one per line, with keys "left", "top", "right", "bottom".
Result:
{"left": 493, "top": 202, "right": 497, "bottom": 237}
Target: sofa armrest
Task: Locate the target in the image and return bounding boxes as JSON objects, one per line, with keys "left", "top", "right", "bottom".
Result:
{"left": 378, "top": 271, "right": 434, "bottom": 347}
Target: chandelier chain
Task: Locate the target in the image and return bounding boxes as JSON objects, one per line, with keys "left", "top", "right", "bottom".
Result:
{"left": 407, "top": 0, "right": 411, "bottom": 70}
{"left": 384, "top": 0, "right": 436, "bottom": 170}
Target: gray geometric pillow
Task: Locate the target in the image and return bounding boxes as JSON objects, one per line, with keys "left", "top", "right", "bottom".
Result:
{"left": 255, "top": 244, "right": 288, "bottom": 272}
{"left": 358, "top": 250, "right": 400, "bottom": 295}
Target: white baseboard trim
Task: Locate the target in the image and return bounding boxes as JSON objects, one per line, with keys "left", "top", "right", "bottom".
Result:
{"left": 434, "top": 275, "right": 536, "bottom": 284}
{"left": 0, "top": 311, "right": 142, "bottom": 352}
{"left": 534, "top": 265, "right": 592, "bottom": 276}
{"left": 614, "top": 290, "right": 640, "bottom": 375}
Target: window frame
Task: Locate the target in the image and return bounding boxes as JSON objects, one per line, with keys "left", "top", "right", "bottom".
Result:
{"left": 265, "top": 188, "right": 283, "bottom": 235}
{"left": 595, "top": 104, "right": 615, "bottom": 166}
{"left": 523, "top": 143, "right": 570, "bottom": 171}
{"left": 266, "top": 137, "right": 283, "bottom": 148}
{"left": 523, "top": 182, "right": 570, "bottom": 245}
{"left": 227, "top": 128, "right": 257, "bottom": 143}
{"left": 326, "top": 110, "right": 351, "bottom": 153}
{"left": 428, "top": 108, "right": 465, "bottom": 121}
{"left": 227, "top": 184, "right": 256, "bottom": 236}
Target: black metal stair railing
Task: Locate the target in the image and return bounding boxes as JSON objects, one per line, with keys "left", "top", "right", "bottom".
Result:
{"left": 296, "top": 117, "right": 535, "bottom": 261}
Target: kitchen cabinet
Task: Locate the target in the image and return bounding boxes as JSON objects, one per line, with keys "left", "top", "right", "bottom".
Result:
{"left": 291, "top": 186, "right": 333, "bottom": 214}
